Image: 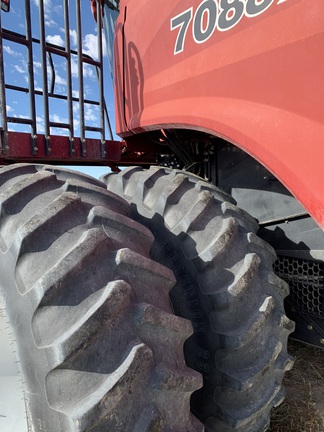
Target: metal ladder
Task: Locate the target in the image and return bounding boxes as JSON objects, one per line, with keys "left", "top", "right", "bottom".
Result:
{"left": 0, "top": 0, "right": 120, "bottom": 165}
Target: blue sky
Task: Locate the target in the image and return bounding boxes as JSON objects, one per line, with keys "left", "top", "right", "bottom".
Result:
{"left": 1, "top": 0, "right": 116, "bottom": 178}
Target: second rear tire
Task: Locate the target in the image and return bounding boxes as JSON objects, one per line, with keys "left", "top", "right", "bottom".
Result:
{"left": 104, "top": 166, "right": 295, "bottom": 432}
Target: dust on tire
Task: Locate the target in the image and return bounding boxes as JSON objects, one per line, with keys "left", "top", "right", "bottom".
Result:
{"left": 0, "top": 164, "right": 202, "bottom": 432}
{"left": 104, "top": 166, "right": 295, "bottom": 432}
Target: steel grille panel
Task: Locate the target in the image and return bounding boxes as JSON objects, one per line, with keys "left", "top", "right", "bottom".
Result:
{"left": 274, "top": 256, "right": 324, "bottom": 318}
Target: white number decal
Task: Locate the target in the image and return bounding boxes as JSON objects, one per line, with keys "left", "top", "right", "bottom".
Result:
{"left": 171, "top": 0, "right": 287, "bottom": 55}
{"left": 171, "top": 8, "right": 193, "bottom": 54}
{"left": 245, "top": 0, "right": 274, "bottom": 17}
{"left": 218, "top": 0, "right": 244, "bottom": 31}
{"left": 193, "top": 0, "right": 218, "bottom": 44}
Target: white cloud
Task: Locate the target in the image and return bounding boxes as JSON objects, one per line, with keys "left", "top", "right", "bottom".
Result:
{"left": 3, "top": 46, "right": 22, "bottom": 57}
{"left": 82, "top": 32, "right": 107, "bottom": 61}
{"left": 36, "top": 116, "right": 45, "bottom": 133}
{"left": 45, "top": 18, "right": 58, "bottom": 28}
{"left": 84, "top": 105, "right": 99, "bottom": 122}
{"left": 34, "top": 61, "right": 42, "bottom": 68}
{"left": 70, "top": 29, "right": 78, "bottom": 47}
{"left": 14, "top": 64, "right": 27, "bottom": 74}
{"left": 83, "top": 33, "right": 99, "bottom": 59}
{"left": 46, "top": 65, "right": 66, "bottom": 87}
{"left": 72, "top": 102, "right": 99, "bottom": 131}
{"left": 83, "top": 64, "right": 95, "bottom": 79}
{"left": 6, "top": 105, "right": 14, "bottom": 113}
{"left": 14, "top": 114, "right": 29, "bottom": 119}
{"left": 55, "top": 74, "right": 67, "bottom": 86}
{"left": 73, "top": 119, "right": 80, "bottom": 130}
{"left": 58, "top": 28, "right": 77, "bottom": 47}
{"left": 50, "top": 113, "right": 68, "bottom": 124}
{"left": 49, "top": 114, "right": 71, "bottom": 136}
{"left": 53, "top": 4, "right": 62, "bottom": 15}
{"left": 71, "top": 57, "right": 78, "bottom": 76}
{"left": 84, "top": 84, "right": 94, "bottom": 97}
{"left": 33, "top": 0, "right": 51, "bottom": 6}
{"left": 33, "top": 0, "right": 58, "bottom": 28}
{"left": 70, "top": 57, "right": 95, "bottom": 80}
{"left": 46, "top": 34, "right": 64, "bottom": 46}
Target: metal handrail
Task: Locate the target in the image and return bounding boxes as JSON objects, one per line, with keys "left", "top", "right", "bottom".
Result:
{"left": 0, "top": 0, "right": 112, "bottom": 159}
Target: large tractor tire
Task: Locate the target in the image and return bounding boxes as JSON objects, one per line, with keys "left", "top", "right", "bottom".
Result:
{"left": 0, "top": 164, "right": 203, "bottom": 432}
{"left": 103, "top": 166, "right": 295, "bottom": 432}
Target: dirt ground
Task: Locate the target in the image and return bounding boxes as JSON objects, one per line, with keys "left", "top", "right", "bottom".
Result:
{"left": 269, "top": 339, "right": 324, "bottom": 432}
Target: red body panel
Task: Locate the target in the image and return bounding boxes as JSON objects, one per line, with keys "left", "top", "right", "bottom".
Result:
{"left": 114, "top": 0, "right": 324, "bottom": 228}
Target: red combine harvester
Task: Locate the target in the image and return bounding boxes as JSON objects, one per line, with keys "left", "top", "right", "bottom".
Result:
{"left": 0, "top": 0, "right": 323, "bottom": 431}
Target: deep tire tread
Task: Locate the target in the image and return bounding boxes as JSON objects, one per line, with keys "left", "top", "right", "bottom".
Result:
{"left": 104, "top": 166, "right": 294, "bottom": 432}
{"left": 0, "top": 164, "right": 203, "bottom": 432}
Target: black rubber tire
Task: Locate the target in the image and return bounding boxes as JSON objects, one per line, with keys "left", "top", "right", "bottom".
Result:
{"left": 103, "top": 166, "right": 295, "bottom": 432}
{"left": 0, "top": 164, "right": 203, "bottom": 432}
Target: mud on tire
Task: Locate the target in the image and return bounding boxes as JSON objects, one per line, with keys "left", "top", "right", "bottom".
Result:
{"left": 103, "top": 166, "right": 295, "bottom": 432}
{"left": 0, "top": 164, "right": 203, "bottom": 432}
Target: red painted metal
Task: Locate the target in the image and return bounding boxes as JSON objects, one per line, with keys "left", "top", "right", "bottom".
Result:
{"left": 0, "top": 131, "right": 160, "bottom": 167}
{"left": 0, "top": 131, "right": 122, "bottom": 164}
{"left": 114, "top": 0, "right": 324, "bottom": 229}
